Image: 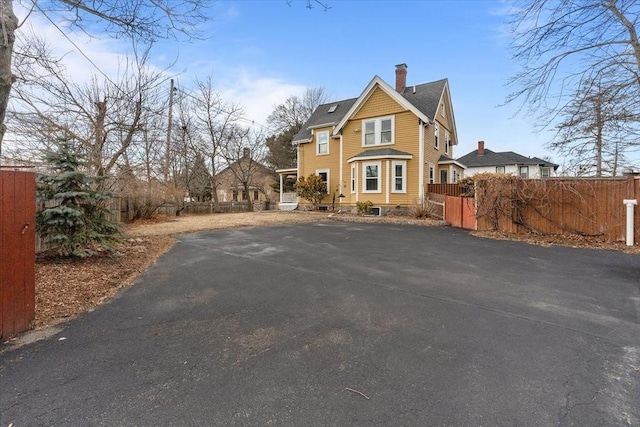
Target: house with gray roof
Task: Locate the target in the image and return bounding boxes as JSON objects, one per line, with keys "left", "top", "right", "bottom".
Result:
{"left": 277, "top": 63, "right": 464, "bottom": 213}
{"left": 456, "top": 141, "right": 559, "bottom": 178}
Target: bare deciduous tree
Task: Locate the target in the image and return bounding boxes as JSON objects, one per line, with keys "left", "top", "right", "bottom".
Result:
{"left": 507, "top": 0, "right": 640, "bottom": 173}
{"left": 549, "top": 72, "right": 638, "bottom": 176}
{"left": 219, "top": 126, "right": 269, "bottom": 210}
{"left": 265, "top": 86, "right": 328, "bottom": 169}
{"left": 0, "top": 0, "right": 210, "bottom": 157}
{"left": 9, "top": 35, "right": 167, "bottom": 185}
{"left": 189, "top": 75, "right": 244, "bottom": 208}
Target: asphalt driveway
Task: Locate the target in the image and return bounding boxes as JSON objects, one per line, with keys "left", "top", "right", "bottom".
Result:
{"left": 1, "top": 222, "right": 639, "bottom": 426}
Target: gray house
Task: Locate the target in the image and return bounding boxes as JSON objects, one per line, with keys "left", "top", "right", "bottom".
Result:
{"left": 457, "top": 141, "right": 558, "bottom": 178}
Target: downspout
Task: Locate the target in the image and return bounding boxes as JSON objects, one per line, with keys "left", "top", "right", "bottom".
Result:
{"left": 339, "top": 133, "right": 343, "bottom": 196}
{"left": 418, "top": 121, "right": 425, "bottom": 203}
{"left": 623, "top": 199, "right": 637, "bottom": 246}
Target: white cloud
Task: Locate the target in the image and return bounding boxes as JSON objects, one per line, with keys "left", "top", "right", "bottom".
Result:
{"left": 219, "top": 69, "right": 306, "bottom": 129}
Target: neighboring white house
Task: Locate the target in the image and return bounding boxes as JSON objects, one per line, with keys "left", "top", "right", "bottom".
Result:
{"left": 457, "top": 141, "right": 559, "bottom": 178}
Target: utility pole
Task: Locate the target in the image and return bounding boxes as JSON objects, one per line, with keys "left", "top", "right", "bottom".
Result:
{"left": 164, "top": 78, "right": 175, "bottom": 183}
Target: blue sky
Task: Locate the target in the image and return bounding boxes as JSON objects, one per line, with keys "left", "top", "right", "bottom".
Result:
{"left": 21, "top": 0, "right": 559, "bottom": 163}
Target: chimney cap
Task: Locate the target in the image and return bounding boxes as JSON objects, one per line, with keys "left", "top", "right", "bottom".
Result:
{"left": 395, "top": 63, "right": 408, "bottom": 70}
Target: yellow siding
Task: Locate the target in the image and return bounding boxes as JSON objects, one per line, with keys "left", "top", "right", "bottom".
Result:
{"left": 298, "top": 125, "right": 341, "bottom": 203}
{"left": 353, "top": 87, "right": 405, "bottom": 120}
{"left": 298, "top": 82, "right": 457, "bottom": 206}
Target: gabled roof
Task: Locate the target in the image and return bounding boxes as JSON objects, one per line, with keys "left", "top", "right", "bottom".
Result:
{"left": 292, "top": 98, "right": 357, "bottom": 144}
{"left": 293, "top": 75, "right": 452, "bottom": 144}
{"left": 456, "top": 148, "right": 559, "bottom": 169}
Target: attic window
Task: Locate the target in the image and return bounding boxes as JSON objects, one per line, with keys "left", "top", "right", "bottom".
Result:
{"left": 327, "top": 104, "right": 338, "bottom": 113}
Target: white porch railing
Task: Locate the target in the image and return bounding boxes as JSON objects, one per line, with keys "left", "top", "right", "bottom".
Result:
{"left": 281, "top": 192, "right": 297, "bottom": 203}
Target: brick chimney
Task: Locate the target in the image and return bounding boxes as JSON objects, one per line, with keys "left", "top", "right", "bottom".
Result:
{"left": 243, "top": 147, "right": 250, "bottom": 158}
{"left": 478, "top": 141, "right": 485, "bottom": 156}
{"left": 395, "top": 63, "right": 407, "bottom": 93}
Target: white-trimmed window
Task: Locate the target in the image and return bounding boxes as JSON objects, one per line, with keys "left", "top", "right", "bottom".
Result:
{"left": 441, "top": 103, "right": 445, "bottom": 117}
{"left": 541, "top": 167, "right": 551, "bottom": 178}
{"left": 452, "top": 170, "right": 459, "bottom": 184}
{"left": 519, "top": 166, "right": 529, "bottom": 178}
{"left": 362, "top": 161, "right": 381, "bottom": 193}
{"left": 444, "top": 130, "right": 450, "bottom": 155}
{"left": 316, "top": 131, "right": 329, "bottom": 155}
{"left": 362, "top": 116, "right": 394, "bottom": 146}
{"left": 496, "top": 166, "right": 505, "bottom": 173}
{"left": 391, "top": 161, "right": 406, "bottom": 193}
{"left": 316, "top": 169, "right": 330, "bottom": 193}
{"left": 428, "top": 163, "right": 435, "bottom": 184}
{"left": 440, "top": 169, "right": 448, "bottom": 184}
{"left": 434, "top": 122, "right": 440, "bottom": 149}
{"left": 350, "top": 164, "right": 356, "bottom": 193}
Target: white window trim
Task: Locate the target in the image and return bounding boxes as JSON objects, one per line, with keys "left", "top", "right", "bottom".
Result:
{"left": 496, "top": 166, "right": 505, "bottom": 173}
{"left": 350, "top": 164, "right": 356, "bottom": 194}
{"left": 519, "top": 166, "right": 529, "bottom": 178}
{"left": 444, "top": 130, "right": 450, "bottom": 155}
{"left": 362, "top": 116, "right": 395, "bottom": 147}
{"left": 434, "top": 122, "right": 440, "bottom": 150}
{"left": 362, "top": 161, "right": 382, "bottom": 193}
{"left": 316, "top": 131, "right": 329, "bottom": 155}
{"left": 316, "top": 168, "right": 330, "bottom": 194}
{"left": 428, "top": 163, "right": 435, "bottom": 184}
{"left": 541, "top": 167, "right": 551, "bottom": 177}
{"left": 441, "top": 103, "right": 445, "bottom": 117}
{"left": 391, "top": 160, "right": 407, "bottom": 193}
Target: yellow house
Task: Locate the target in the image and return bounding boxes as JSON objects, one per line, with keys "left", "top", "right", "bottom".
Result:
{"left": 278, "top": 64, "right": 465, "bottom": 214}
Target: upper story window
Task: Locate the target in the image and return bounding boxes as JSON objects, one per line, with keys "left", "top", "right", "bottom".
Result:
{"left": 441, "top": 103, "right": 445, "bottom": 117}
{"left": 519, "top": 166, "right": 529, "bottom": 178}
{"left": 362, "top": 161, "right": 381, "bottom": 193}
{"left": 541, "top": 167, "right": 551, "bottom": 178}
{"left": 363, "top": 116, "right": 394, "bottom": 146}
{"left": 434, "top": 122, "right": 440, "bottom": 149}
{"left": 316, "top": 131, "right": 329, "bottom": 155}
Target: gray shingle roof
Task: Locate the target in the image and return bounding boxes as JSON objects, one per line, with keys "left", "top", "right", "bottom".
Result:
{"left": 348, "top": 148, "right": 412, "bottom": 161}
{"left": 398, "top": 79, "right": 447, "bottom": 120}
{"left": 456, "top": 148, "right": 559, "bottom": 169}
{"left": 292, "top": 98, "right": 358, "bottom": 143}
{"left": 293, "top": 78, "right": 448, "bottom": 143}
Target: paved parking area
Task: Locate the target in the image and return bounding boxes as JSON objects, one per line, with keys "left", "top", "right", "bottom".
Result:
{"left": 1, "top": 222, "right": 639, "bottom": 426}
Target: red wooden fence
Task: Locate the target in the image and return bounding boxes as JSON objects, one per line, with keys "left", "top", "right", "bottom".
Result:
{"left": 1, "top": 170, "right": 36, "bottom": 340}
{"left": 444, "top": 195, "right": 476, "bottom": 230}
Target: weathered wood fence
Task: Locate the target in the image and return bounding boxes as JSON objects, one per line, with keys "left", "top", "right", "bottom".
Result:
{"left": 1, "top": 171, "right": 36, "bottom": 340}
{"left": 474, "top": 177, "right": 640, "bottom": 242}
{"left": 427, "top": 183, "right": 462, "bottom": 197}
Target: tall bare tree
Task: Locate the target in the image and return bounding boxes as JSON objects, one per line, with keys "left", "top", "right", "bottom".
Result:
{"left": 189, "top": 75, "right": 244, "bottom": 208}
{"left": 265, "top": 86, "right": 328, "bottom": 169}
{"left": 0, "top": 0, "right": 210, "bottom": 158}
{"left": 9, "top": 35, "right": 167, "bottom": 184}
{"left": 549, "top": 72, "right": 637, "bottom": 176}
{"left": 508, "top": 1, "right": 640, "bottom": 116}
{"left": 219, "top": 125, "right": 269, "bottom": 210}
